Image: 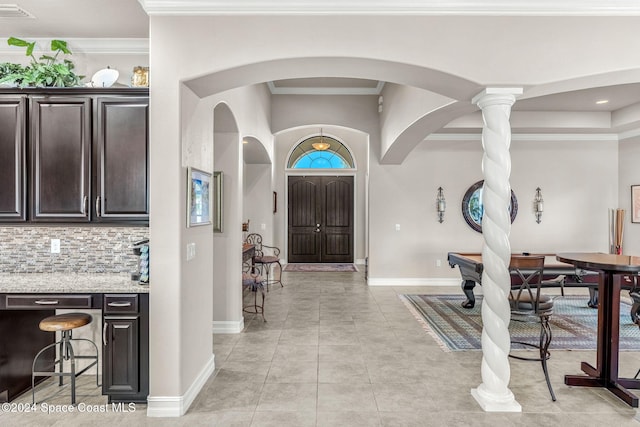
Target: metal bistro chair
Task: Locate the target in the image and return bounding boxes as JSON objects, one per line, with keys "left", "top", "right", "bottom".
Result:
{"left": 245, "top": 233, "right": 283, "bottom": 291}
{"left": 508, "top": 255, "right": 556, "bottom": 401}
{"left": 242, "top": 261, "right": 266, "bottom": 322}
{"left": 32, "top": 312, "right": 99, "bottom": 405}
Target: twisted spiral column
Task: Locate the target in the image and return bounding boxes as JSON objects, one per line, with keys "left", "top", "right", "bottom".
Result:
{"left": 470, "top": 88, "right": 522, "bottom": 412}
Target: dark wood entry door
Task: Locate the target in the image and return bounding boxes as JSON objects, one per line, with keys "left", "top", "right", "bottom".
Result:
{"left": 288, "top": 176, "right": 354, "bottom": 263}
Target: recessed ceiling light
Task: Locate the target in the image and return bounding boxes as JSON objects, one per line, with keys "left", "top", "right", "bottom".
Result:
{"left": 596, "top": 99, "right": 609, "bottom": 105}
{"left": 242, "top": 140, "right": 248, "bottom": 144}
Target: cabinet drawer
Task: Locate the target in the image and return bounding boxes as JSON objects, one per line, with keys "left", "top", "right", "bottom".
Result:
{"left": 104, "top": 294, "right": 139, "bottom": 314}
{"left": 5, "top": 294, "right": 93, "bottom": 309}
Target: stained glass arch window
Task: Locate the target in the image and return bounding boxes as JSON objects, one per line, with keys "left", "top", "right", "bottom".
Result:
{"left": 287, "top": 135, "right": 355, "bottom": 169}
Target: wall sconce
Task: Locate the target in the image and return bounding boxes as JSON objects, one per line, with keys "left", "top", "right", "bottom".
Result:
{"left": 436, "top": 187, "right": 446, "bottom": 223}
{"left": 534, "top": 187, "right": 544, "bottom": 224}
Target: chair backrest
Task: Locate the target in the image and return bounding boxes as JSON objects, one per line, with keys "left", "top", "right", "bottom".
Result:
{"left": 245, "top": 233, "right": 264, "bottom": 256}
{"left": 245, "top": 233, "right": 280, "bottom": 258}
{"left": 509, "top": 255, "right": 546, "bottom": 314}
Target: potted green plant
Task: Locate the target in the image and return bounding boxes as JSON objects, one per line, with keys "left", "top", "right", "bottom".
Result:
{"left": 0, "top": 37, "right": 83, "bottom": 88}
{"left": 0, "top": 62, "right": 26, "bottom": 86}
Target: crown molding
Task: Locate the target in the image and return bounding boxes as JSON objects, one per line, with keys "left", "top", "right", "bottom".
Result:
{"left": 0, "top": 38, "right": 149, "bottom": 55}
{"left": 620, "top": 128, "right": 640, "bottom": 141}
{"left": 139, "top": 0, "right": 640, "bottom": 16}
{"left": 426, "top": 133, "right": 620, "bottom": 142}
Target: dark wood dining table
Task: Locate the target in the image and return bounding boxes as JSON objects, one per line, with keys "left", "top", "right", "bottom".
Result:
{"left": 556, "top": 252, "right": 640, "bottom": 407}
{"left": 243, "top": 243, "right": 255, "bottom": 262}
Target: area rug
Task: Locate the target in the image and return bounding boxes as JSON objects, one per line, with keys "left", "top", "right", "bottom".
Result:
{"left": 400, "top": 294, "right": 640, "bottom": 352}
{"left": 283, "top": 263, "right": 358, "bottom": 272}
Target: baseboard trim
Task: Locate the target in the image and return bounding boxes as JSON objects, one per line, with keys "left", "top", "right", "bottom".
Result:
{"left": 146, "top": 354, "right": 215, "bottom": 417}
{"left": 367, "top": 277, "right": 460, "bottom": 287}
{"left": 212, "top": 319, "right": 244, "bottom": 334}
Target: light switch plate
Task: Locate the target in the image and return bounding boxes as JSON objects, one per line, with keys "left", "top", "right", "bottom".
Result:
{"left": 186, "top": 243, "right": 196, "bottom": 261}
{"left": 50, "top": 239, "right": 60, "bottom": 254}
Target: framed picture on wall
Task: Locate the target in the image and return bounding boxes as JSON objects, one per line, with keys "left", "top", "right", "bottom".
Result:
{"left": 187, "top": 167, "right": 212, "bottom": 227}
{"left": 213, "top": 171, "right": 223, "bottom": 232}
{"left": 632, "top": 185, "right": 640, "bottom": 223}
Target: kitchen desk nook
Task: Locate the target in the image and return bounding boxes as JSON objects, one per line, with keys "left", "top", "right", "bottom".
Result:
{"left": 0, "top": 274, "right": 148, "bottom": 404}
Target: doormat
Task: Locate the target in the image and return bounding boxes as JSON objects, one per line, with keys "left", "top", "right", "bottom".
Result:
{"left": 283, "top": 263, "right": 358, "bottom": 272}
{"left": 400, "top": 294, "right": 640, "bottom": 352}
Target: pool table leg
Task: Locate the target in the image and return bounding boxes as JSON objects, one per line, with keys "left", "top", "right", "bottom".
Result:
{"left": 461, "top": 280, "right": 476, "bottom": 308}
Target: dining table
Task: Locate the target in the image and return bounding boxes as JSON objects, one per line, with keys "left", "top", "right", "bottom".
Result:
{"left": 556, "top": 252, "right": 640, "bottom": 407}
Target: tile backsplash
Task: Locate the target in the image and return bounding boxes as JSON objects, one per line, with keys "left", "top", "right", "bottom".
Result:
{"left": 0, "top": 226, "right": 149, "bottom": 273}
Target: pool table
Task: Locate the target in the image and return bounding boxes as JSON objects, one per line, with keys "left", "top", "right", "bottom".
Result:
{"left": 447, "top": 252, "right": 599, "bottom": 308}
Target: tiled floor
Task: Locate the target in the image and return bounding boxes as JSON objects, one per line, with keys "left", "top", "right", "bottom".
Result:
{"left": 4, "top": 269, "right": 640, "bottom": 426}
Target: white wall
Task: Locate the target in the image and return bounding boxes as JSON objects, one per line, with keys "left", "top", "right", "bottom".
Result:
{"left": 379, "top": 83, "right": 456, "bottom": 155}
{"left": 213, "top": 131, "right": 243, "bottom": 327}
{"left": 243, "top": 164, "right": 273, "bottom": 243}
{"left": 150, "top": 57, "right": 272, "bottom": 414}
{"left": 619, "top": 137, "right": 640, "bottom": 255}
{"left": 367, "top": 137, "right": 618, "bottom": 282}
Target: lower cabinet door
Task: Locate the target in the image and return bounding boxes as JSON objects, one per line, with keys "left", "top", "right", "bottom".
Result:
{"left": 103, "top": 316, "right": 139, "bottom": 395}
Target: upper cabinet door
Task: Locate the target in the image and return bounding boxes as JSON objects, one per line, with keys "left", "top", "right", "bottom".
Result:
{"left": 0, "top": 96, "right": 27, "bottom": 221}
{"left": 95, "top": 97, "right": 149, "bottom": 221}
{"left": 30, "top": 97, "right": 92, "bottom": 221}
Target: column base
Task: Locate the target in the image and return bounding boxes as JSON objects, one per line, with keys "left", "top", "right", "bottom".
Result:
{"left": 471, "top": 386, "right": 522, "bottom": 412}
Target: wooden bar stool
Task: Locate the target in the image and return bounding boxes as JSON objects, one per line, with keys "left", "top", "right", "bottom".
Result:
{"left": 32, "top": 312, "right": 99, "bottom": 405}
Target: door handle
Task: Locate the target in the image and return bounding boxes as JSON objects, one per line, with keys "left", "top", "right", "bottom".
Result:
{"left": 95, "top": 196, "right": 101, "bottom": 218}
{"left": 103, "top": 322, "right": 108, "bottom": 346}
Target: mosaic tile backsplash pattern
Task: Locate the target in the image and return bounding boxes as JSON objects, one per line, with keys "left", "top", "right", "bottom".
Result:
{"left": 0, "top": 227, "right": 149, "bottom": 273}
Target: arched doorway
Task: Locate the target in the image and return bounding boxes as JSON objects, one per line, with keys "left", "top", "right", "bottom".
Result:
{"left": 286, "top": 133, "right": 355, "bottom": 263}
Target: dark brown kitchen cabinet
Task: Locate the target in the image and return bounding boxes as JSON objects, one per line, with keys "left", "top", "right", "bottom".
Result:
{"left": 0, "top": 96, "right": 27, "bottom": 221}
{"left": 102, "top": 294, "right": 149, "bottom": 403}
{"left": 0, "top": 291, "right": 148, "bottom": 404}
{"left": 0, "top": 88, "right": 149, "bottom": 224}
{"left": 94, "top": 97, "right": 149, "bottom": 220}
{"left": 30, "top": 96, "right": 92, "bottom": 221}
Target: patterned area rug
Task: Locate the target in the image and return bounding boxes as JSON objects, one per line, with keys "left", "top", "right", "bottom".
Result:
{"left": 283, "top": 263, "right": 358, "bottom": 272}
{"left": 400, "top": 294, "right": 640, "bottom": 352}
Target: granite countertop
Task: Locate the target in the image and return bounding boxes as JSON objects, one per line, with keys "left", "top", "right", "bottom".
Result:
{"left": 0, "top": 273, "right": 149, "bottom": 293}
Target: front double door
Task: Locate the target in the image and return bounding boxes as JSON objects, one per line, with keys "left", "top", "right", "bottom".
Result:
{"left": 287, "top": 176, "right": 354, "bottom": 263}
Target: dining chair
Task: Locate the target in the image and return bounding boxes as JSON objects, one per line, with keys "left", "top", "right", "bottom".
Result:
{"left": 508, "top": 254, "right": 556, "bottom": 401}
{"left": 245, "top": 233, "right": 283, "bottom": 291}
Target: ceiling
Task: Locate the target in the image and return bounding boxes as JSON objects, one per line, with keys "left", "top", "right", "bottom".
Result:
{"left": 0, "top": 1, "right": 149, "bottom": 38}
{"left": 2, "top": 0, "right": 639, "bottom": 138}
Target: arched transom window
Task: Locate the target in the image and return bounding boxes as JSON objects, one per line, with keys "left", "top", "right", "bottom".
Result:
{"left": 288, "top": 134, "right": 354, "bottom": 169}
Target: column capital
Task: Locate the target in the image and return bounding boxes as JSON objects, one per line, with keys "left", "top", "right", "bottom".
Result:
{"left": 472, "top": 87, "right": 523, "bottom": 109}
